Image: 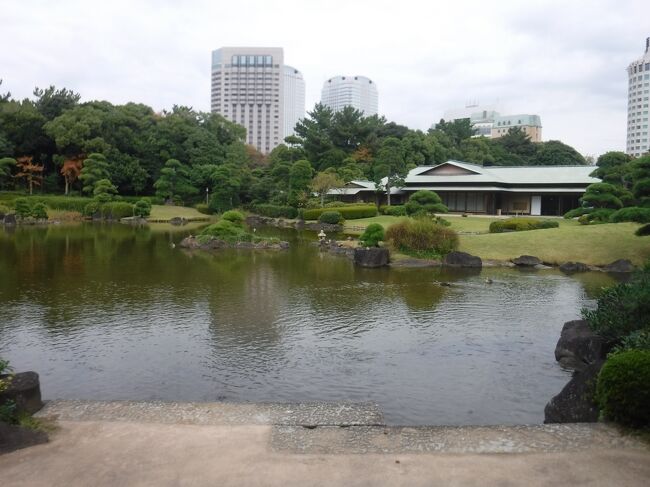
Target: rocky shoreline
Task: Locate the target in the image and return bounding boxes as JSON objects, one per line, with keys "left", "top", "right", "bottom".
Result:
{"left": 179, "top": 235, "right": 289, "bottom": 251}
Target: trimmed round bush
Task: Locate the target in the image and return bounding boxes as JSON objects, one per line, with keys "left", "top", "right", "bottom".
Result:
{"left": 83, "top": 201, "right": 100, "bottom": 217}
{"left": 596, "top": 350, "right": 650, "bottom": 427}
{"left": 319, "top": 211, "right": 343, "bottom": 224}
{"left": 100, "top": 202, "right": 134, "bottom": 220}
{"left": 579, "top": 208, "right": 615, "bottom": 225}
{"left": 380, "top": 205, "right": 407, "bottom": 216}
{"left": 200, "top": 220, "right": 250, "bottom": 243}
{"left": 405, "top": 190, "right": 448, "bottom": 216}
{"left": 195, "top": 203, "right": 212, "bottom": 215}
{"left": 30, "top": 202, "right": 48, "bottom": 219}
{"left": 13, "top": 198, "right": 32, "bottom": 218}
{"left": 134, "top": 199, "right": 152, "bottom": 218}
{"left": 360, "top": 223, "right": 385, "bottom": 247}
{"left": 221, "top": 210, "right": 244, "bottom": 225}
{"left": 489, "top": 217, "right": 559, "bottom": 233}
{"left": 564, "top": 207, "right": 591, "bottom": 219}
{"left": 385, "top": 219, "right": 458, "bottom": 256}
{"left": 636, "top": 223, "right": 650, "bottom": 236}
{"left": 610, "top": 207, "right": 650, "bottom": 224}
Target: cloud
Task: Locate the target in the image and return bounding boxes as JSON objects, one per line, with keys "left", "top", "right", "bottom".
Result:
{"left": 1, "top": 0, "right": 649, "bottom": 156}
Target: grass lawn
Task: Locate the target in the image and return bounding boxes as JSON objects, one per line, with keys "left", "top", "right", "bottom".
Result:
{"left": 341, "top": 214, "right": 649, "bottom": 266}
{"left": 148, "top": 205, "right": 210, "bottom": 221}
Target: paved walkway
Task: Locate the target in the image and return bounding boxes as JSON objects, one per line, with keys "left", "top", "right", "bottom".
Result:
{"left": 0, "top": 400, "right": 648, "bottom": 486}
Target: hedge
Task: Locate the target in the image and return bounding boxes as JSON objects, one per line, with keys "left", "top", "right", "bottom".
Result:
{"left": 489, "top": 217, "right": 559, "bottom": 233}
{"left": 318, "top": 211, "right": 343, "bottom": 224}
{"left": 195, "top": 203, "right": 213, "bottom": 215}
{"left": 100, "top": 202, "right": 135, "bottom": 220}
{"left": 252, "top": 204, "right": 298, "bottom": 219}
{"left": 385, "top": 219, "right": 458, "bottom": 256}
{"left": 609, "top": 207, "right": 650, "bottom": 224}
{"left": 380, "top": 205, "right": 407, "bottom": 216}
{"left": 302, "top": 205, "right": 377, "bottom": 221}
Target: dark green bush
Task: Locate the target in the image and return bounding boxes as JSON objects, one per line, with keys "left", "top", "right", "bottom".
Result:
{"left": 563, "top": 207, "right": 591, "bottom": 219}
{"left": 100, "top": 202, "right": 134, "bottom": 220}
{"left": 578, "top": 208, "right": 615, "bottom": 225}
{"left": 13, "top": 198, "right": 32, "bottom": 218}
{"left": 222, "top": 210, "right": 244, "bottom": 225}
{"left": 380, "top": 205, "right": 407, "bottom": 216}
{"left": 405, "top": 190, "right": 448, "bottom": 216}
{"left": 359, "top": 223, "right": 385, "bottom": 247}
{"left": 318, "top": 211, "right": 343, "bottom": 224}
{"left": 636, "top": 223, "right": 650, "bottom": 236}
{"left": 200, "top": 220, "right": 251, "bottom": 243}
{"left": 0, "top": 203, "right": 9, "bottom": 218}
{"left": 31, "top": 202, "right": 48, "bottom": 219}
{"left": 609, "top": 207, "right": 650, "bottom": 224}
{"left": 134, "top": 199, "right": 152, "bottom": 218}
{"left": 582, "top": 267, "right": 650, "bottom": 341}
{"left": 83, "top": 201, "right": 100, "bottom": 217}
{"left": 385, "top": 219, "right": 459, "bottom": 257}
{"left": 302, "top": 205, "right": 377, "bottom": 220}
{"left": 611, "top": 330, "right": 650, "bottom": 354}
{"left": 489, "top": 217, "right": 559, "bottom": 233}
{"left": 596, "top": 350, "right": 650, "bottom": 427}
{"left": 195, "top": 203, "right": 212, "bottom": 215}
{"left": 253, "top": 204, "right": 299, "bottom": 219}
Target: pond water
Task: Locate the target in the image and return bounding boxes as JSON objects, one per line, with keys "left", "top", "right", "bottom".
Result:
{"left": 0, "top": 223, "right": 617, "bottom": 425}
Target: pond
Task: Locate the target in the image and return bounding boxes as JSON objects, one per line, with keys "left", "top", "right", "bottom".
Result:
{"left": 0, "top": 223, "right": 617, "bottom": 425}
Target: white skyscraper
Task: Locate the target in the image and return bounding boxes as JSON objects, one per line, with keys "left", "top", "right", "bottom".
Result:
{"left": 283, "top": 65, "right": 305, "bottom": 138}
{"left": 321, "top": 76, "right": 378, "bottom": 115}
{"left": 211, "top": 47, "right": 284, "bottom": 154}
{"left": 627, "top": 37, "right": 650, "bottom": 157}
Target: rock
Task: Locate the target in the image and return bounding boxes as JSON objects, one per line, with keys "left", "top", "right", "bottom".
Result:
{"left": 603, "top": 259, "right": 635, "bottom": 273}
{"left": 169, "top": 217, "right": 187, "bottom": 226}
{"left": 0, "top": 371, "right": 43, "bottom": 414}
{"left": 304, "top": 222, "right": 342, "bottom": 232}
{"left": 0, "top": 422, "right": 48, "bottom": 454}
{"left": 179, "top": 236, "right": 289, "bottom": 251}
{"left": 544, "top": 360, "right": 604, "bottom": 423}
{"left": 353, "top": 248, "right": 389, "bottom": 268}
{"left": 442, "top": 251, "right": 482, "bottom": 268}
{"left": 512, "top": 255, "right": 541, "bottom": 266}
{"left": 3, "top": 213, "right": 17, "bottom": 225}
{"left": 554, "top": 320, "right": 613, "bottom": 370}
{"left": 560, "top": 261, "right": 590, "bottom": 273}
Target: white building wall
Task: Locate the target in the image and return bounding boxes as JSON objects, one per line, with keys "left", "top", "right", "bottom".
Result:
{"left": 627, "top": 37, "right": 650, "bottom": 157}
{"left": 283, "top": 65, "right": 305, "bottom": 139}
{"left": 321, "top": 76, "right": 378, "bottom": 115}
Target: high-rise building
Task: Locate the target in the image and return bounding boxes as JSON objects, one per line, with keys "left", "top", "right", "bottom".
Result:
{"left": 283, "top": 65, "right": 305, "bottom": 138}
{"left": 321, "top": 76, "right": 378, "bottom": 115}
{"left": 491, "top": 114, "right": 542, "bottom": 142}
{"left": 211, "top": 47, "right": 284, "bottom": 153}
{"left": 627, "top": 37, "right": 650, "bottom": 157}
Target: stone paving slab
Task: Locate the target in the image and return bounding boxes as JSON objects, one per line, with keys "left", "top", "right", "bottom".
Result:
{"left": 35, "top": 399, "right": 384, "bottom": 427}
{"left": 271, "top": 423, "right": 649, "bottom": 454}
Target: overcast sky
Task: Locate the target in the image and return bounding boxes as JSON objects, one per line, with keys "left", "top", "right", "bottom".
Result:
{"left": 2, "top": 0, "right": 649, "bottom": 157}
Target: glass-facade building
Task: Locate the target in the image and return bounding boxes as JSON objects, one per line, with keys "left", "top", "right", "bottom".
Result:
{"left": 627, "top": 37, "right": 650, "bottom": 157}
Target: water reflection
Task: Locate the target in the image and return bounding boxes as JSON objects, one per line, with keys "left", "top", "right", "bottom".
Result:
{"left": 0, "top": 223, "right": 619, "bottom": 425}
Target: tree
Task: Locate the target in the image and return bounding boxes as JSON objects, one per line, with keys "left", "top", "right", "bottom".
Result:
{"left": 153, "top": 158, "right": 196, "bottom": 203}
{"left": 533, "top": 140, "right": 586, "bottom": 166}
{"left": 288, "top": 160, "right": 314, "bottom": 205}
{"left": 630, "top": 155, "right": 650, "bottom": 206}
{"left": 60, "top": 156, "right": 83, "bottom": 195}
{"left": 93, "top": 178, "right": 118, "bottom": 202}
{"left": 79, "top": 153, "right": 110, "bottom": 194}
{"left": 33, "top": 85, "right": 80, "bottom": 120}
{"left": 494, "top": 127, "right": 537, "bottom": 164}
{"left": 15, "top": 156, "right": 44, "bottom": 194}
{"left": 592, "top": 151, "right": 632, "bottom": 186}
{"left": 581, "top": 183, "right": 626, "bottom": 209}
{"left": 209, "top": 165, "right": 240, "bottom": 212}
{"left": 405, "top": 190, "right": 448, "bottom": 216}
{"left": 134, "top": 199, "right": 152, "bottom": 218}
{"left": 311, "top": 171, "right": 343, "bottom": 207}
{"left": 433, "top": 118, "right": 475, "bottom": 145}
{"left": 0, "top": 157, "right": 16, "bottom": 189}
{"left": 373, "top": 137, "right": 407, "bottom": 206}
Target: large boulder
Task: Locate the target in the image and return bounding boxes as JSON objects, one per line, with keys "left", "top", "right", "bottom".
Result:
{"left": 0, "top": 371, "right": 43, "bottom": 414}
{"left": 0, "top": 422, "right": 48, "bottom": 454}
{"left": 554, "top": 320, "right": 613, "bottom": 370}
{"left": 443, "top": 251, "right": 482, "bottom": 268}
{"left": 169, "top": 217, "right": 188, "bottom": 226}
{"left": 603, "top": 259, "right": 635, "bottom": 273}
{"left": 3, "top": 213, "right": 17, "bottom": 226}
{"left": 544, "top": 360, "right": 603, "bottom": 423}
{"left": 353, "top": 248, "right": 389, "bottom": 268}
{"left": 512, "top": 255, "right": 541, "bottom": 266}
{"left": 559, "top": 261, "right": 589, "bottom": 273}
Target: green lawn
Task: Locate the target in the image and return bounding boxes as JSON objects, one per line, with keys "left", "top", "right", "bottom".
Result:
{"left": 341, "top": 214, "right": 649, "bottom": 266}
{"left": 148, "top": 205, "right": 210, "bottom": 221}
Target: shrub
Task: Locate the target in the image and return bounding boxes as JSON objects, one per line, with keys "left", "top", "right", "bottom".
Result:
{"left": 30, "top": 202, "right": 48, "bottom": 219}
{"left": 302, "top": 205, "right": 377, "bottom": 220}
{"left": 0, "top": 203, "right": 11, "bottom": 218}
{"left": 134, "top": 199, "right": 152, "bottom": 218}
{"left": 200, "top": 220, "right": 250, "bottom": 243}
{"left": 596, "top": 350, "right": 650, "bottom": 427}
{"left": 360, "top": 223, "right": 385, "bottom": 247}
{"left": 13, "top": 198, "right": 32, "bottom": 218}
{"left": 100, "top": 202, "right": 134, "bottom": 220}
{"left": 582, "top": 267, "right": 650, "bottom": 341}
{"left": 489, "top": 217, "right": 559, "bottom": 233}
{"left": 253, "top": 204, "right": 298, "bottom": 219}
{"left": 83, "top": 201, "right": 100, "bottom": 217}
{"left": 636, "top": 223, "right": 650, "bottom": 236}
{"left": 405, "top": 190, "right": 448, "bottom": 216}
{"left": 319, "top": 211, "right": 343, "bottom": 224}
{"left": 385, "top": 219, "right": 459, "bottom": 257}
{"left": 611, "top": 330, "right": 650, "bottom": 354}
{"left": 609, "top": 207, "right": 650, "bottom": 224}
{"left": 195, "top": 203, "right": 212, "bottom": 215}
{"left": 222, "top": 210, "right": 244, "bottom": 225}
{"left": 564, "top": 207, "right": 591, "bottom": 219}
{"left": 380, "top": 205, "right": 407, "bottom": 216}
{"left": 578, "top": 208, "right": 615, "bottom": 225}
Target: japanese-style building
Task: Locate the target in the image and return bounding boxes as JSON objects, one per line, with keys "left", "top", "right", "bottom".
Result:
{"left": 330, "top": 160, "right": 600, "bottom": 216}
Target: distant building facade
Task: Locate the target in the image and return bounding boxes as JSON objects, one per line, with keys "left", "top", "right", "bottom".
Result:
{"left": 283, "top": 65, "right": 305, "bottom": 138}
{"left": 210, "top": 47, "right": 284, "bottom": 153}
{"left": 321, "top": 76, "right": 378, "bottom": 115}
{"left": 491, "top": 114, "right": 542, "bottom": 142}
{"left": 627, "top": 37, "right": 650, "bottom": 157}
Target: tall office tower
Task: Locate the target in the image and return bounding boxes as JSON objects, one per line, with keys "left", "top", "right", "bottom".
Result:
{"left": 321, "top": 76, "right": 378, "bottom": 115}
{"left": 211, "top": 47, "right": 284, "bottom": 154}
{"left": 283, "top": 65, "right": 305, "bottom": 138}
{"left": 627, "top": 37, "right": 650, "bottom": 157}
